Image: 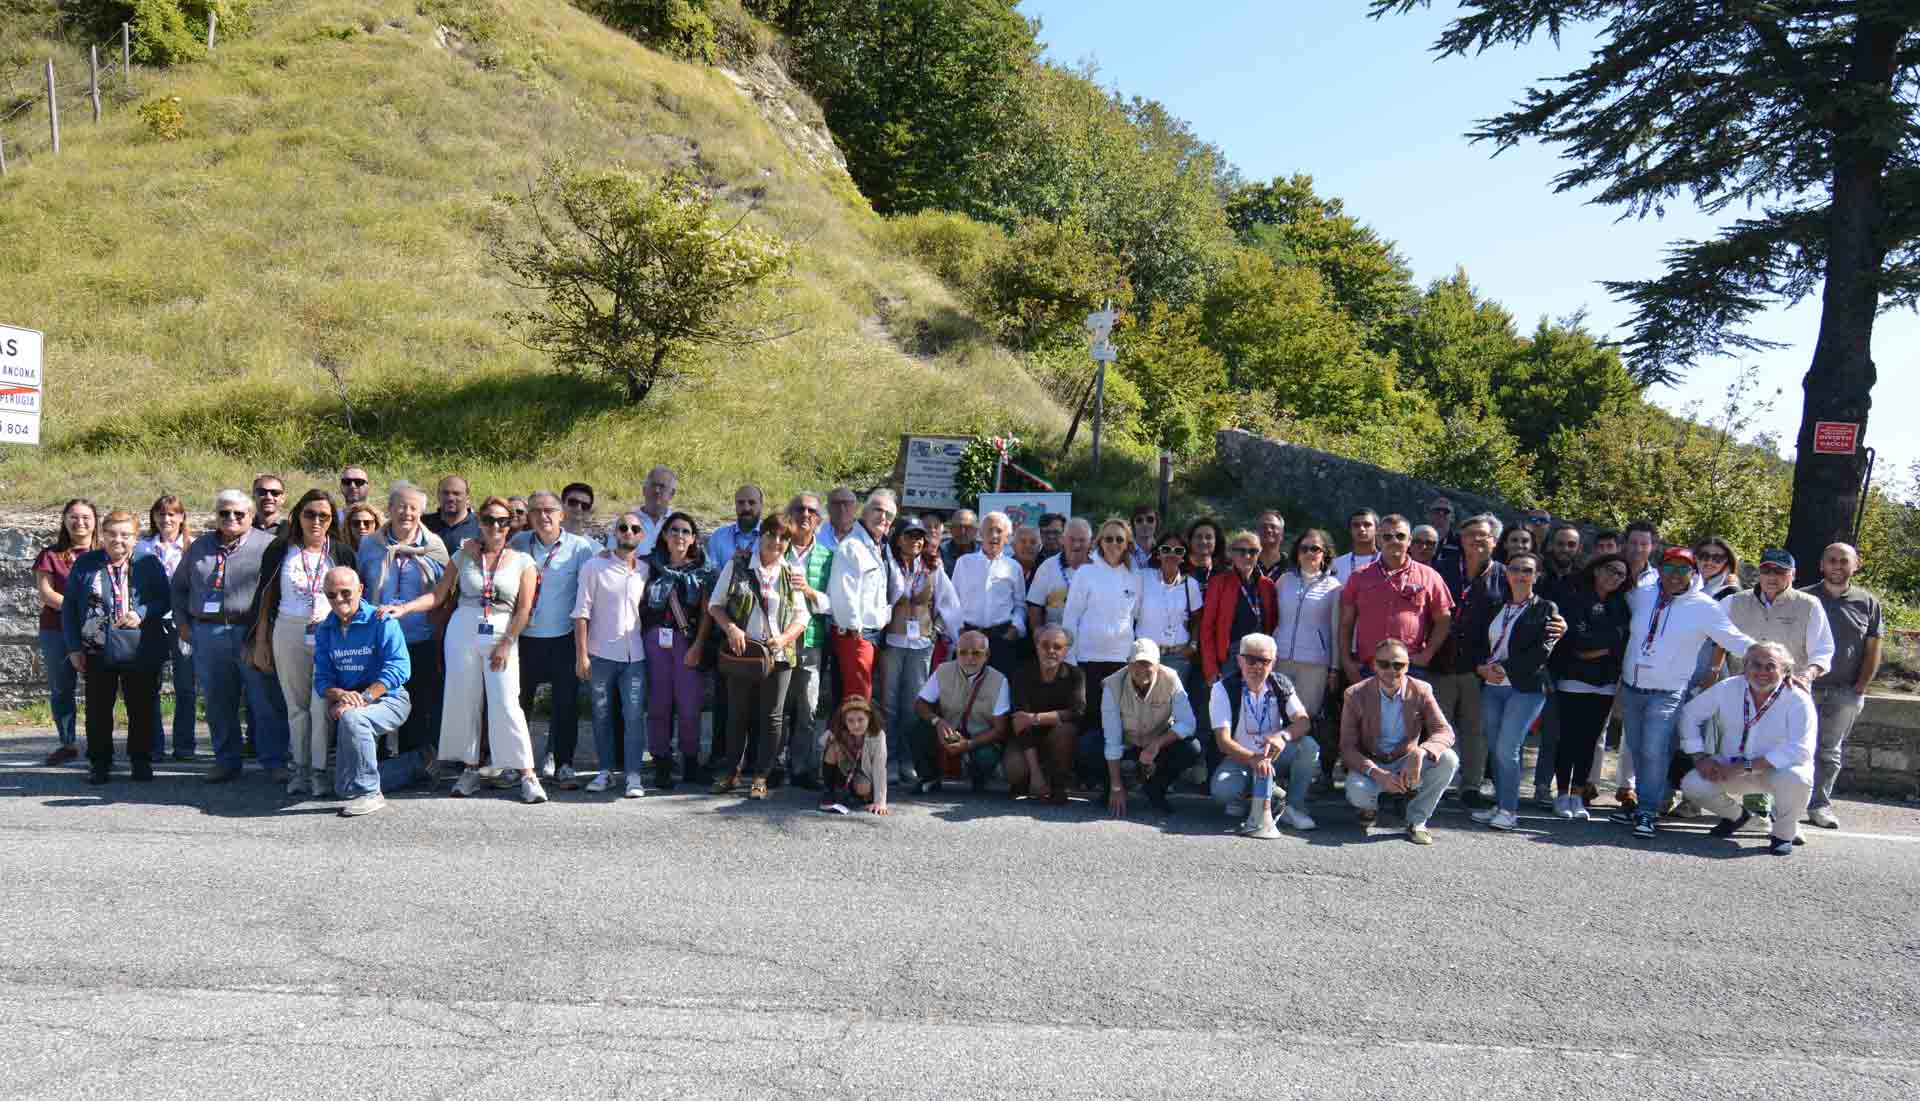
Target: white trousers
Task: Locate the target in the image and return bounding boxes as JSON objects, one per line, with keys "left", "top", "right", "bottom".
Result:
{"left": 1679, "top": 767, "right": 1812, "bottom": 841}
{"left": 272, "top": 614, "right": 329, "bottom": 772}
{"left": 438, "top": 605, "right": 534, "bottom": 771}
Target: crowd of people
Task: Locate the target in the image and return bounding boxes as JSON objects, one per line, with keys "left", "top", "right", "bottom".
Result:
{"left": 35, "top": 472, "right": 1886, "bottom": 853}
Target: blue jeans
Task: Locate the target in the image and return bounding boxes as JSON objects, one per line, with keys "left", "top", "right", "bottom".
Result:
{"left": 1531, "top": 688, "right": 1559, "bottom": 793}
{"left": 333, "top": 688, "right": 412, "bottom": 799}
{"left": 1347, "top": 747, "right": 1460, "bottom": 828}
{"left": 193, "top": 623, "right": 290, "bottom": 771}
{"left": 38, "top": 629, "right": 78, "bottom": 748}
{"left": 1482, "top": 683, "right": 1547, "bottom": 812}
{"left": 1621, "top": 685, "right": 1685, "bottom": 813}
{"left": 152, "top": 627, "right": 197, "bottom": 756}
{"left": 1210, "top": 736, "right": 1321, "bottom": 809}
{"left": 879, "top": 643, "right": 932, "bottom": 777}
{"left": 589, "top": 656, "right": 647, "bottom": 775}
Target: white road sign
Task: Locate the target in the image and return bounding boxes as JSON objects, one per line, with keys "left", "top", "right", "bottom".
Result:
{"left": 0, "top": 323, "right": 44, "bottom": 446}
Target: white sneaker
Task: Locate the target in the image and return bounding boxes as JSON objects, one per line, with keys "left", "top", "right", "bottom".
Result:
{"left": 1471, "top": 806, "right": 1499, "bottom": 824}
{"left": 312, "top": 768, "right": 334, "bottom": 798}
{"left": 1809, "top": 805, "right": 1840, "bottom": 829}
{"left": 285, "top": 771, "right": 311, "bottom": 797}
{"left": 539, "top": 754, "right": 555, "bottom": 779}
{"left": 1225, "top": 799, "right": 1249, "bottom": 818}
{"left": 1569, "top": 795, "right": 1590, "bottom": 820}
{"left": 452, "top": 768, "right": 483, "bottom": 798}
{"left": 555, "top": 764, "right": 579, "bottom": 790}
{"left": 1279, "top": 805, "right": 1317, "bottom": 831}
{"left": 1554, "top": 795, "right": 1575, "bottom": 820}
{"left": 519, "top": 775, "right": 548, "bottom": 804}
{"left": 585, "top": 770, "right": 613, "bottom": 793}
{"left": 1487, "top": 809, "right": 1520, "bottom": 831}
{"left": 623, "top": 776, "right": 645, "bottom": 799}
{"left": 340, "top": 793, "right": 385, "bottom": 817}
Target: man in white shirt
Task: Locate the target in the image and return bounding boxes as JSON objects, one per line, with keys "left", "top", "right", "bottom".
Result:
{"left": 908, "top": 630, "right": 1011, "bottom": 794}
{"left": 1331, "top": 509, "right": 1380, "bottom": 583}
{"left": 572, "top": 512, "right": 651, "bottom": 797}
{"left": 1614, "top": 546, "right": 1757, "bottom": 839}
{"left": 826, "top": 489, "right": 898, "bottom": 699}
{"left": 1677, "top": 641, "right": 1816, "bottom": 855}
{"left": 1026, "top": 517, "right": 1091, "bottom": 635}
{"left": 951, "top": 511, "right": 1028, "bottom": 676}
{"left": 1208, "top": 633, "right": 1317, "bottom": 834}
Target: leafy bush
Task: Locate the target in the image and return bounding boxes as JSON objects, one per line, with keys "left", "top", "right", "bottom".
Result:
{"left": 978, "top": 215, "right": 1131, "bottom": 351}
{"left": 881, "top": 209, "right": 1006, "bottom": 293}
{"left": 581, "top": 0, "right": 717, "bottom": 63}
{"left": 1409, "top": 408, "right": 1538, "bottom": 505}
{"left": 135, "top": 95, "right": 187, "bottom": 140}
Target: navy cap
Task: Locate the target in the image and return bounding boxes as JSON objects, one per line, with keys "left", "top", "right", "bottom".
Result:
{"left": 1759, "top": 547, "right": 1795, "bottom": 569}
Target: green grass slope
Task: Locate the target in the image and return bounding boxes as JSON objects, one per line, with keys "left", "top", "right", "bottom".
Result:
{"left": 0, "top": 0, "right": 1063, "bottom": 518}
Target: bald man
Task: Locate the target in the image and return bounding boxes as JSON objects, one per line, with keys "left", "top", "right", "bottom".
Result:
{"left": 314, "top": 567, "right": 430, "bottom": 816}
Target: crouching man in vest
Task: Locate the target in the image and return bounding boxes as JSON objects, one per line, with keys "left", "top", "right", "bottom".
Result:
{"left": 1209, "top": 632, "right": 1317, "bottom": 836}
{"left": 316, "top": 567, "right": 426, "bottom": 817}
{"left": 1340, "top": 639, "right": 1458, "bottom": 846}
{"left": 1092, "top": 639, "right": 1200, "bottom": 816}
{"left": 1677, "top": 640, "right": 1816, "bottom": 856}
{"left": 908, "top": 629, "right": 1010, "bottom": 794}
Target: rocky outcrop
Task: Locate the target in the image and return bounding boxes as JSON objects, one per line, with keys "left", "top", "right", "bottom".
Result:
{"left": 1215, "top": 429, "right": 1523, "bottom": 531}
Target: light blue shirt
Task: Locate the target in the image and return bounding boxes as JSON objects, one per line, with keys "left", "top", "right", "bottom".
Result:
{"left": 509, "top": 530, "right": 598, "bottom": 639}
{"left": 1377, "top": 682, "right": 1409, "bottom": 756}
{"left": 707, "top": 522, "right": 761, "bottom": 566}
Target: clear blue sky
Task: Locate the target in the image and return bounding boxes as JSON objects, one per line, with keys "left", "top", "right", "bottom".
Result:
{"left": 1019, "top": 0, "right": 1919, "bottom": 488}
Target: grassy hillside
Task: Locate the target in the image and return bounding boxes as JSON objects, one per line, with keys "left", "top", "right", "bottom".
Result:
{"left": 0, "top": 0, "right": 1065, "bottom": 519}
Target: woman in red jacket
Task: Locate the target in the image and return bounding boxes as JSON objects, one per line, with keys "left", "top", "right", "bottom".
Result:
{"left": 1199, "top": 528, "right": 1280, "bottom": 688}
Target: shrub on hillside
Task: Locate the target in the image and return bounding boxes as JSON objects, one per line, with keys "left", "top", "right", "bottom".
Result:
{"left": 582, "top": 0, "right": 718, "bottom": 63}
{"left": 882, "top": 209, "right": 1005, "bottom": 294}
{"left": 74, "top": 1, "right": 255, "bottom": 66}
{"left": 136, "top": 95, "right": 187, "bottom": 140}
{"left": 979, "top": 216, "right": 1131, "bottom": 352}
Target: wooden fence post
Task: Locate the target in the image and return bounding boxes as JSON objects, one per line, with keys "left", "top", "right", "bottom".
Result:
{"left": 1, "top": 137, "right": 8, "bottom": 177}
{"left": 45, "top": 58, "right": 59, "bottom": 155}
{"left": 89, "top": 46, "right": 100, "bottom": 123}
{"left": 207, "top": 12, "right": 217, "bottom": 52}
{"left": 122, "top": 23, "right": 132, "bottom": 89}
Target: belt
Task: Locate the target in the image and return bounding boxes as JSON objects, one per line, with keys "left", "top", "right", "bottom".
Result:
{"left": 193, "top": 612, "right": 248, "bottom": 626}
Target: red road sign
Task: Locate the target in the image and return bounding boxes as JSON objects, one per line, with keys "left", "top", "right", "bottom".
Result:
{"left": 1812, "top": 421, "right": 1860, "bottom": 455}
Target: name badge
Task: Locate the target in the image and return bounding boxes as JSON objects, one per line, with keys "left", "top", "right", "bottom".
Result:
{"left": 201, "top": 599, "right": 221, "bottom": 616}
{"left": 478, "top": 621, "right": 495, "bottom": 637}
{"left": 657, "top": 627, "right": 675, "bottom": 650}
{"left": 302, "top": 622, "right": 317, "bottom": 653}
{"left": 905, "top": 620, "right": 922, "bottom": 641}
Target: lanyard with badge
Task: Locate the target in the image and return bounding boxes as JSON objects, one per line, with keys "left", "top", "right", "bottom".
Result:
{"left": 1491, "top": 600, "right": 1527, "bottom": 663}
{"left": 1239, "top": 575, "right": 1263, "bottom": 622}
{"left": 298, "top": 549, "right": 327, "bottom": 649}
{"left": 105, "top": 560, "right": 131, "bottom": 622}
{"left": 204, "top": 537, "right": 243, "bottom": 616}
{"left": 1734, "top": 680, "right": 1787, "bottom": 762}
{"left": 1242, "top": 685, "right": 1275, "bottom": 747}
{"left": 475, "top": 549, "right": 506, "bottom": 636}
{"left": 1641, "top": 590, "right": 1675, "bottom": 656}
{"left": 904, "top": 565, "right": 929, "bottom": 641}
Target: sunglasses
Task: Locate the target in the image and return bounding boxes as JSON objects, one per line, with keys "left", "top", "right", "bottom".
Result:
{"left": 217, "top": 509, "right": 248, "bottom": 520}
{"left": 795, "top": 505, "right": 821, "bottom": 516}
{"left": 1100, "top": 535, "right": 1129, "bottom": 544}
{"left": 1379, "top": 532, "right": 1411, "bottom": 542}
{"left": 1375, "top": 659, "right": 1409, "bottom": 671}
{"left": 300, "top": 510, "right": 331, "bottom": 523}
{"left": 1507, "top": 565, "right": 1537, "bottom": 575}
{"left": 340, "top": 477, "right": 367, "bottom": 487}
{"left": 323, "top": 589, "right": 356, "bottom": 601}
{"left": 1228, "top": 546, "right": 1258, "bottom": 557}
{"left": 955, "top": 648, "right": 989, "bottom": 657}
{"left": 1696, "top": 550, "right": 1728, "bottom": 562}
{"left": 479, "top": 515, "right": 513, "bottom": 527}
{"left": 1155, "top": 544, "right": 1185, "bottom": 556}
{"left": 1429, "top": 507, "right": 1453, "bottom": 515}
{"left": 564, "top": 498, "right": 592, "bottom": 510}
{"left": 255, "top": 487, "right": 284, "bottom": 497}
{"left": 1298, "top": 545, "right": 1326, "bottom": 555}
{"left": 616, "top": 523, "right": 645, "bottom": 534}
{"left": 1411, "top": 538, "right": 1437, "bottom": 547}
{"left": 1239, "top": 654, "right": 1274, "bottom": 665}
{"left": 350, "top": 517, "right": 377, "bottom": 529}
{"left": 1660, "top": 563, "right": 1694, "bottom": 574}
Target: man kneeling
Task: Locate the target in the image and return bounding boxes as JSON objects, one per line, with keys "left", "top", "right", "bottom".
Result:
{"left": 908, "top": 630, "right": 1011, "bottom": 794}
{"left": 1677, "top": 640, "right": 1816, "bottom": 856}
{"left": 316, "top": 567, "right": 428, "bottom": 817}
{"left": 1092, "top": 639, "right": 1201, "bottom": 816}
{"left": 1210, "top": 633, "right": 1318, "bottom": 834}
{"left": 1340, "top": 639, "right": 1458, "bottom": 845}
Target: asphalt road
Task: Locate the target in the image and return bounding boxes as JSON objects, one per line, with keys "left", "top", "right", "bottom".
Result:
{"left": 3, "top": 727, "right": 1918, "bottom": 1099}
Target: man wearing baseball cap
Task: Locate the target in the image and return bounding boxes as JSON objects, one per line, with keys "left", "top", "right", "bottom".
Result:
{"left": 1086, "top": 638, "right": 1200, "bottom": 816}
{"left": 1612, "top": 546, "right": 1758, "bottom": 839}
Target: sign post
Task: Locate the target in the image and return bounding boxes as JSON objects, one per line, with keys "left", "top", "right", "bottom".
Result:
{"left": 895, "top": 434, "right": 971, "bottom": 512}
{"left": 0, "top": 323, "right": 44, "bottom": 446}
{"left": 1085, "top": 301, "right": 1118, "bottom": 474}
{"left": 1812, "top": 421, "right": 1860, "bottom": 455}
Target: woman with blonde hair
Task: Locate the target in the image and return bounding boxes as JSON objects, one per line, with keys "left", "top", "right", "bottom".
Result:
{"left": 342, "top": 503, "right": 383, "bottom": 547}
{"left": 820, "top": 695, "right": 889, "bottom": 815}
{"left": 1063, "top": 516, "right": 1141, "bottom": 779}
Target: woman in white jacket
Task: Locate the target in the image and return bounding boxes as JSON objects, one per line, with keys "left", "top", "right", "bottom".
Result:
{"left": 1063, "top": 518, "right": 1141, "bottom": 770}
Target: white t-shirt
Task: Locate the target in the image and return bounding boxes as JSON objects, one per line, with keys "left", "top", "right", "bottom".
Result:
{"left": 278, "top": 547, "right": 331, "bottom": 622}
{"left": 916, "top": 670, "right": 1012, "bottom": 716}
{"left": 1208, "top": 680, "right": 1309, "bottom": 752}
{"left": 1025, "top": 553, "right": 1086, "bottom": 627}
{"left": 1332, "top": 550, "right": 1380, "bottom": 584}
{"left": 1136, "top": 572, "right": 1204, "bottom": 649}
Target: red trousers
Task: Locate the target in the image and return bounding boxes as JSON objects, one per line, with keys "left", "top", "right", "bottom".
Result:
{"left": 832, "top": 629, "right": 877, "bottom": 699}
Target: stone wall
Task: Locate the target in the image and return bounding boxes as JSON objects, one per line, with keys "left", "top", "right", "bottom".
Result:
{"left": 1, "top": 526, "right": 50, "bottom": 708}
{"left": 1214, "top": 428, "right": 1529, "bottom": 532}
{"left": 1844, "top": 695, "right": 1920, "bottom": 797}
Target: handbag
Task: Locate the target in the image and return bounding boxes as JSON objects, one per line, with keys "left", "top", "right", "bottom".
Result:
{"left": 104, "top": 623, "right": 143, "bottom": 668}
{"left": 717, "top": 637, "right": 774, "bottom": 679}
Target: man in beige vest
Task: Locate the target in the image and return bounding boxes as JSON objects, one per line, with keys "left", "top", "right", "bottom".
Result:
{"left": 1090, "top": 639, "right": 1199, "bottom": 816}
{"left": 908, "top": 629, "right": 1010, "bottom": 794}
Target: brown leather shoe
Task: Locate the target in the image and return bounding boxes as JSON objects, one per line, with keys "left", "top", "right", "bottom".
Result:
{"left": 748, "top": 776, "right": 769, "bottom": 800}
{"left": 1615, "top": 787, "right": 1638, "bottom": 812}
{"left": 45, "top": 745, "right": 79, "bottom": 766}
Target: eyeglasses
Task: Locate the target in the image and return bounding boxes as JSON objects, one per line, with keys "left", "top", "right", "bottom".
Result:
{"left": 615, "top": 524, "right": 644, "bottom": 534}
{"left": 1379, "top": 531, "right": 1411, "bottom": 542}
{"left": 1411, "top": 538, "right": 1437, "bottom": 547}
{"left": 1227, "top": 546, "right": 1258, "bottom": 557}
{"left": 1100, "top": 535, "right": 1129, "bottom": 544}
{"left": 529, "top": 505, "right": 558, "bottom": 516}
{"left": 1507, "top": 565, "right": 1537, "bottom": 576}
{"left": 1375, "top": 659, "right": 1409, "bottom": 671}
{"left": 1298, "top": 546, "right": 1326, "bottom": 556}
{"left": 955, "top": 647, "right": 989, "bottom": 657}
{"left": 564, "top": 498, "right": 592, "bottom": 510}
{"left": 217, "top": 509, "right": 248, "bottom": 520}
{"left": 340, "top": 477, "right": 367, "bottom": 487}
{"left": 1238, "top": 654, "right": 1274, "bottom": 665}
{"left": 323, "top": 589, "right": 356, "bottom": 601}
{"left": 1602, "top": 565, "right": 1630, "bottom": 577}
{"left": 479, "top": 515, "right": 513, "bottom": 527}
{"left": 1696, "top": 550, "right": 1728, "bottom": 562}
{"left": 300, "top": 510, "right": 331, "bottom": 523}
{"left": 254, "top": 487, "right": 284, "bottom": 498}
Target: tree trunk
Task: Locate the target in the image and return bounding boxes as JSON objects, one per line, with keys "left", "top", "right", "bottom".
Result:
{"left": 1785, "top": 23, "right": 1897, "bottom": 570}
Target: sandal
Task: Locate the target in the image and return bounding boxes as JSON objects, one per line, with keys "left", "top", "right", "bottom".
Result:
{"left": 710, "top": 770, "right": 739, "bottom": 795}
{"left": 748, "top": 776, "right": 769, "bottom": 800}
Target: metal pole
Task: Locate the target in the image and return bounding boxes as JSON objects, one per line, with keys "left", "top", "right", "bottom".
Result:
{"left": 123, "top": 23, "right": 132, "bottom": 88}
{"left": 45, "top": 58, "right": 59, "bottom": 155}
{"left": 89, "top": 46, "right": 100, "bottom": 123}
{"left": 1851, "top": 446, "right": 1877, "bottom": 545}
{"left": 0, "top": 137, "right": 8, "bottom": 177}
{"left": 1091, "top": 364, "right": 1104, "bottom": 474}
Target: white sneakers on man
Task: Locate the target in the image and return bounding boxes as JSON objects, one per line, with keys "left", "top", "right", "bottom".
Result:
{"left": 1472, "top": 806, "right": 1520, "bottom": 831}
{"left": 586, "top": 770, "right": 614, "bottom": 793}
{"left": 1809, "top": 805, "right": 1840, "bottom": 829}
{"left": 623, "top": 775, "right": 645, "bottom": 799}
{"left": 1279, "top": 806, "right": 1317, "bottom": 831}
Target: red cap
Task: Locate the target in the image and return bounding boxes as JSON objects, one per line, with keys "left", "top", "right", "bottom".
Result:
{"left": 1661, "top": 547, "right": 1697, "bottom": 568}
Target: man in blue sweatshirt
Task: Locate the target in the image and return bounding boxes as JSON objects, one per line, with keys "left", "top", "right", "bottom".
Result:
{"left": 314, "top": 567, "right": 420, "bottom": 817}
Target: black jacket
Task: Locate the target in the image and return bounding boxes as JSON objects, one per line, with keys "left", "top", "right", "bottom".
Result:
{"left": 1547, "top": 586, "right": 1631, "bottom": 687}
{"left": 246, "top": 537, "right": 360, "bottom": 644}
{"left": 1457, "top": 593, "right": 1560, "bottom": 693}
